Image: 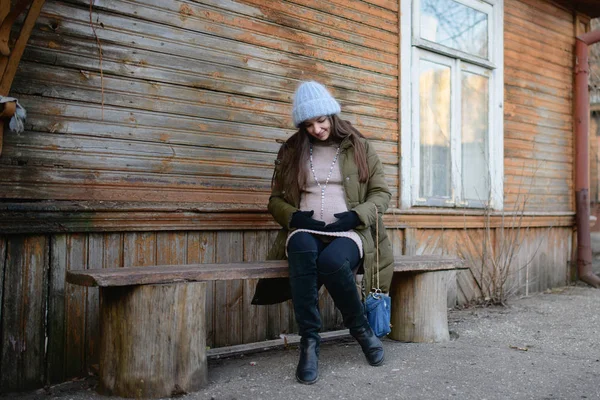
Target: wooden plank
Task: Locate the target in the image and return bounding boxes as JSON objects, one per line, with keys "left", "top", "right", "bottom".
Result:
{"left": 504, "top": 167, "right": 572, "bottom": 181}
{"left": 242, "top": 231, "right": 269, "bottom": 343}
{"left": 505, "top": 137, "right": 573, "bottom": 157}
{"left": 215, "top": 231, "right": 244, "bottom": 347}
{"left": 504, "top": 15, "right": 573, "bottom": 51}
{"left": 46, "top": 235, "right": 67, "bottom": 384}
{"left": 504, "top": 157, "right": 572, "bottom": 173}
{"left": 506, "top": 0, "right": 574, "bottom": 34}
{"left": 0, "top": 128, "right": 396, "bottom": 183}
{"left": 272, "top": 0, "right": 398, "bottom": 32}
{"left": 37, "top": 4, "right": 397, "bottom": 76}
{"left": 85, "top": 234, "right": 102, "bottom": 373}
{"left": 504, "top": 127, "right": 572, "bottom": 147}
{"left": 266, "top": 230, "right": 282, "bottom": 339}
{"left": 156, "top": 232, "right": 187, "bottom": 266}
{"left": 294, "top": 0, "right": 397, "bottom": 21}
{"left": 85, "top": 0, "right": 399, "bottom": 54}
{"left": 207, "top": 329, "right": 350, "bottom": 359}
{"left": 505, "top": 69, "right": 572, "bottom": 97}
{"left": 504, "top": 147, "right": 571, "bottom": 164}
{"left": 2, "top": 121, "right": 397, "bottom": 168}
{"left": 66, "top": 257, "right": 465, "bottom": 287}
{"left": 505, "top": 0, "right": 575, "bottom": 40}
{"left": 0, "top": 206, "right": 282, "bottom": 235}
{"left": 64, "top": 234, "right": 87, "bottom": 379}
{"left": 123, "top": 232, "right": 156, "bottom": 268}
{"left": 186, "top": 232, "right": 216, "bottom": 348}
{"left": 0, "top": 235, "right": 5, "bottom": 353}
{"left": 504, "top": 195, "right": 571, "bottom": 211}
{"left": 82, "top": 232, "right": 122, "bottom": 373}
{"left": 505, "top": 86, "right": 573, "bottom": 116}
{"left": 0, "top": 169, "right": 393, "bottom": 204}
{"left": 17, "top": 93, "right": 397, "bottom": 143}
{"left": 362, "top": 0, "right": 397, "bottom": 11}
{"left": 505, "top": 19, "right": 572, "bottom": 50}
{"left": 318, "top": 286, "right": 332, "bottom": 334}
{"left": 387, "top": 227, "right": 404, "bottom": 258}
{"left": 16, "top": 67, "right": 398, "bottom": 127}
{"left": 189, "top": 0, "right": 398, "bottom": 53}
{"left": 504, "top": 31, "right": 573, "bottom": 68}
{"left": 0, "top": 235, "right": 48, "bottom": 391}
{"left": 504, "top": 51, "right": 573, "bottom": 85}
{"left": 26, "top": 39, "right": 397, "bottom": 105}
{"left": 504, "top": 176, "right": 571, "bottom": 192}
{"left": 456, "top": 268, "right": 481, "bottom": 305}
{"left": 505, "top": 104, "right": 572, "bottom": 131}
{"left": 71, "top": 0, "right": 399, "bottom": 56}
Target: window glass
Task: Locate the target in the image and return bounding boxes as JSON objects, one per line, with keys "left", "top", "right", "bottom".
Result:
{"left": 461, "top": 70, "right": 489, "bottom": 202}
{"left": 419, "top": 59, "right": 452, "bottom": 199}
{"left": 420, "top": 0, "right": 488, "bottom": 59}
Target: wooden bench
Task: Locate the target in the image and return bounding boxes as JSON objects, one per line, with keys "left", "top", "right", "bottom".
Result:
{"left": 67, "top": 255, "right": 464, "bottom": 398}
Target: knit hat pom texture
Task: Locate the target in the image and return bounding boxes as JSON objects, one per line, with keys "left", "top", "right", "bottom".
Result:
{"left": 292, "top": 81, "right": 341, "bottom": 127}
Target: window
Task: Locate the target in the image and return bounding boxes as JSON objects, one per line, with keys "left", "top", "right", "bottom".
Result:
{"left": 401, "top": 0, "right": 503, "bottom": 209}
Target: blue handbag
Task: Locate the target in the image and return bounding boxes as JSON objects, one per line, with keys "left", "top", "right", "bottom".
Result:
{"left": 364, "top": 290, "right": 391, "bottom": 338}
{"left": 364, "top": 204, "right": 391, "bottom": 338}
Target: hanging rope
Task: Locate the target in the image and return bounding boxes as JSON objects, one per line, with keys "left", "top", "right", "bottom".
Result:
{"left": 88, "top": 0, "right": 104, "bottom": 119}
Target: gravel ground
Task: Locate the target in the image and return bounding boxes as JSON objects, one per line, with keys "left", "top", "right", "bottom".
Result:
{"left": 3, "top": 283, "right": 600, "bottom": 400}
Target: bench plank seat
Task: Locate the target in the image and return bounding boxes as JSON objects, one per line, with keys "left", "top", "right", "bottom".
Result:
{"left": 66, "top": 256, "right": 464, "bottom": 287}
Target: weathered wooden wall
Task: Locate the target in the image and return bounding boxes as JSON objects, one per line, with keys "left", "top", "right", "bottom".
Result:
{"left": 504, "top": 0, "right": 575, "bottom": 212}
{"left": 0, "top": 226, "right": 571, "bottom": 392}
{"left": 0, "top": 0, "right": 399, "bottom": 208}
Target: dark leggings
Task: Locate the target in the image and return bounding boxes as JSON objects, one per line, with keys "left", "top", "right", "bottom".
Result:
{"left": 287, "top": 232, "right": 361, "bottom": 275}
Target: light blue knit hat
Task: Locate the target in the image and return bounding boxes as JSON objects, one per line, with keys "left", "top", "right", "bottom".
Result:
{"left": 292, "top": 81, "right": 341, "bottom": 127}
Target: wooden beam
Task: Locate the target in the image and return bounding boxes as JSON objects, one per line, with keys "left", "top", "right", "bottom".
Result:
{"left": 0, "top": 1, "right": 9, "bottom": 24}
{"left": 0, "top": 0, "right": 45, "bottom": 95}
{"left": 0, "top": 201, "right": 576, "bottom": 234}
{"left": 0, "top": 0, "right": 32, "bottom": 57}
{"left": 0, "top": 0, "right": 45, "bottom": 157}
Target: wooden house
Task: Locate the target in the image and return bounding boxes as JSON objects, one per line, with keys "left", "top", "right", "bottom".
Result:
{"left": 0, "top": 0, "right": 599, "bottom": 392}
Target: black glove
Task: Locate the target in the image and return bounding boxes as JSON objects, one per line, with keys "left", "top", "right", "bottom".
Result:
{"left": 324, "top": 211, "right": 360, "bottom": 232}
{"left": 290, "top": 210, "right": 326, "bottom": 231}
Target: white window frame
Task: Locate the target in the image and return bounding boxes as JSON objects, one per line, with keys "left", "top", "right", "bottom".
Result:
{"left": 400, "top": 0, "right": 504, "bottom": 210}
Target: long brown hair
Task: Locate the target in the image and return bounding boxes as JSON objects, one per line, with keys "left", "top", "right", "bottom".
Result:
{"left": 273, "top": 115, "right": 369, "bottom": 204}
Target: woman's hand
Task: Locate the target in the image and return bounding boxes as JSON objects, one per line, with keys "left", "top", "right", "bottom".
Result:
{"left": 290, "top": 210, "right": 326, "bottom": 231}
{"left": 324, "top": 211, "right": 360, "bottom": 232}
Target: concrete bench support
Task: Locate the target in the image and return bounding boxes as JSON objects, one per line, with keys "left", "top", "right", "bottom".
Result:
{"left": 98, "top": 282, "right": 208, "bottom": 398}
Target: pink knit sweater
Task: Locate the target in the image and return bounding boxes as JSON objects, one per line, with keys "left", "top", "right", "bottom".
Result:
{"left": 286, "top": 142, "right": 363, "bottom": 257}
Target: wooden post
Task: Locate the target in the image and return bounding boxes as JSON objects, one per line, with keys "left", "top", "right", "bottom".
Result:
{"left": 389, "top": 271, "right": 452, "bottom": 343}
{"left": 98, "top": 282, "right": 208, "bottom": 398}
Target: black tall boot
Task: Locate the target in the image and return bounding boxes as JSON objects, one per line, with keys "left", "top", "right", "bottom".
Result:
{"left": 288, "top": 250, "right": 321, "bottom": 384}
{"left": 319, "top": 261, "right": 384, "bottom": 366}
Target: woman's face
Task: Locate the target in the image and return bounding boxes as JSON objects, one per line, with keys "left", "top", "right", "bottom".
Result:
{"left": 303, "top": 116, "right": 331, "bottom": 141}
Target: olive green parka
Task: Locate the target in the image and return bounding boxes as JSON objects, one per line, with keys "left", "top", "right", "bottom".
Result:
{"left": 252, "top": 135, "right": 394, "bottom": 305}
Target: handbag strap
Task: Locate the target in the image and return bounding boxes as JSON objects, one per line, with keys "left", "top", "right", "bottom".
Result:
{"left": 371, "top": 203, "right": 380, "bottom": 291}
